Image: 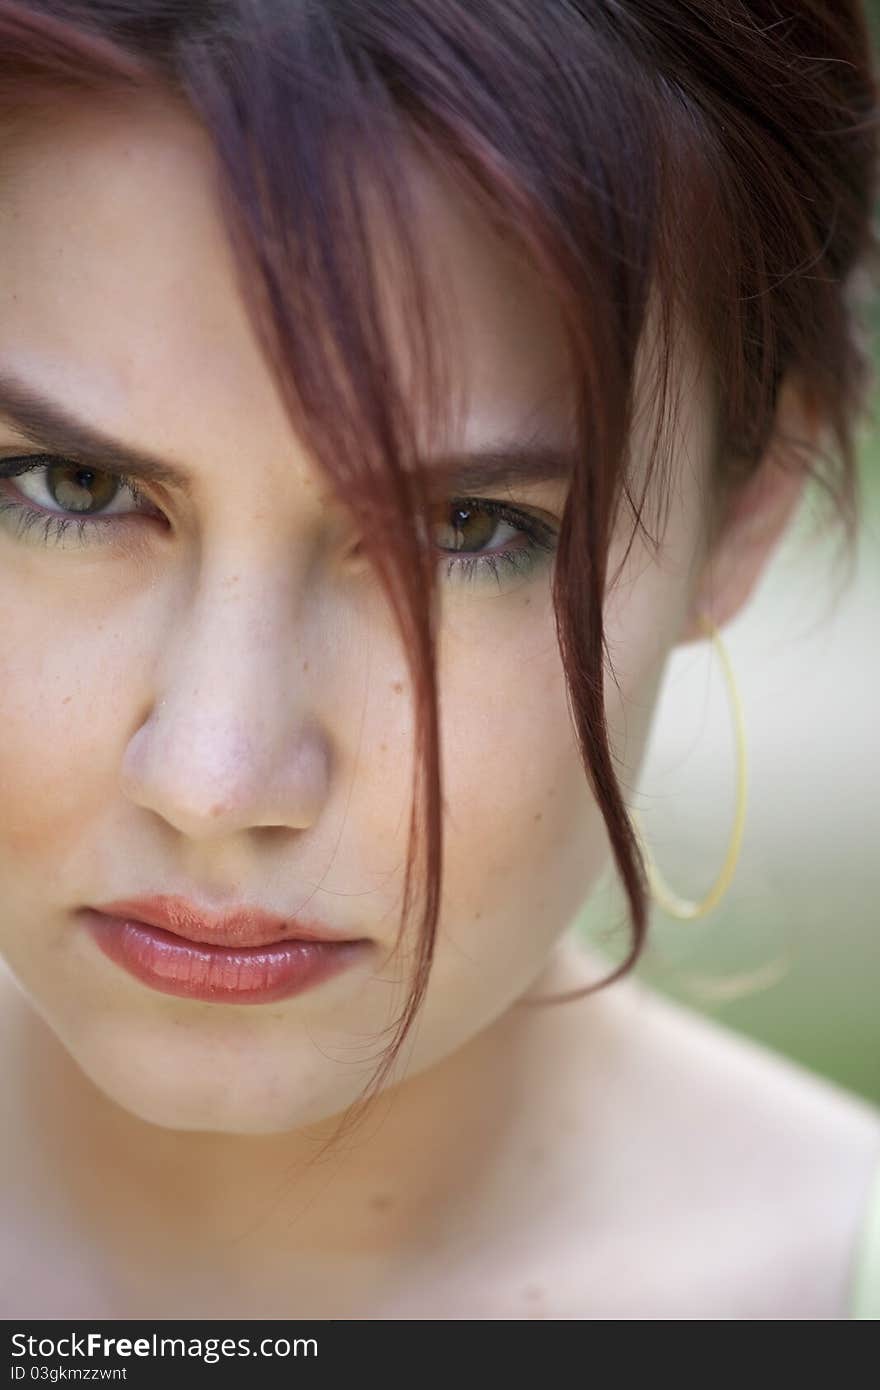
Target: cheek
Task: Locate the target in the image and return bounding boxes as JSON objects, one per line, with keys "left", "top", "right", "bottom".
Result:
{"left": 435, "top": 594, "right": 604, "bottom": 953}
{"left": 387, "top": 594, "right": 611, "bottom": 1064}
{"left": 0, "top": 575, "right": 129, "bottom": 865}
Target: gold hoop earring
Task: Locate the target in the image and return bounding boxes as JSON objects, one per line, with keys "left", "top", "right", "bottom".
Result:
{"left": 630, "top": 613, "right": 748, "bottom": 920}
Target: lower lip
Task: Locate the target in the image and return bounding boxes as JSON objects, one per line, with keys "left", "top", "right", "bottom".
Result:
{"left": 81, "top": 911, "right": 371, "bottom": 1004}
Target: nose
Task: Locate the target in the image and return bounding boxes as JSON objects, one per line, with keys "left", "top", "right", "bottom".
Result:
{"left": 119, "top": 569, "right": 333, "bottom": 841}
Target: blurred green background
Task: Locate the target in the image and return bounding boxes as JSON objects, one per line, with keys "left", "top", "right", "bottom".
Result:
{"left": 581, "top": 2, "right": 880, "bottom": 1106}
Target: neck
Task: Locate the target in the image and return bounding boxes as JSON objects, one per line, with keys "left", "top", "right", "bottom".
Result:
{"left": 5, "top": 933, "right": 624, "bottom": 1311}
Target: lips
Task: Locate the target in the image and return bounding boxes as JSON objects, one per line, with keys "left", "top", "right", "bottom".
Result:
{"left": 79, "top": 895, "right": 372, "bottom": 1005}
{"left": 91, "top": 894, "right": 356, "bottom": 949}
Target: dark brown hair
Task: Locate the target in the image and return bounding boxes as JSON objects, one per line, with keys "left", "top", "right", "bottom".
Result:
{"left": 1, "top": 0, "right": 877, "bottom": 1140}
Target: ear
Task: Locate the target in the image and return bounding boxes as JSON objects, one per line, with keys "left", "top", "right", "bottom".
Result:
{"left": 678, "top": 372, "right": 821, "bottom": 645}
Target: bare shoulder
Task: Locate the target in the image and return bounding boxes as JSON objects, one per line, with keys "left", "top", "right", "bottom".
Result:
{"left": 408, "top": 946, "right": 880, "bottom": 1321}
{"left": 566, "top": 972, "right": 880, "bottom": 1319}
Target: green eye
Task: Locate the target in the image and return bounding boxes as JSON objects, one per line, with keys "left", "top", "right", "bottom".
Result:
{"left": 0, "top": 454, "right": 151, "bottom": 548}
{"left": 433, "top": 497, "right": 557, "bottom": 588}
{"left": 43, "top": 461, "right": 122, "bottom": 514}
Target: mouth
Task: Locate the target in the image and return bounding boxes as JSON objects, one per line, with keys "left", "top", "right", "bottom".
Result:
{"left": 89, "top": 894, "right": 358, "bottom": 948}
{"left": 78, "top": 896, "right": 373, "bottom": 1005}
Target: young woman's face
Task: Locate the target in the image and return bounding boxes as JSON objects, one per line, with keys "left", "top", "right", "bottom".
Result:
{"left": 0, "top": 93, "right": 714, "bottom": 1133}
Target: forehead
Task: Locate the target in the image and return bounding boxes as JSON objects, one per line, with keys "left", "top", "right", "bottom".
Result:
{"left": 0, "top": 90, "right": 575, "bottom": 458}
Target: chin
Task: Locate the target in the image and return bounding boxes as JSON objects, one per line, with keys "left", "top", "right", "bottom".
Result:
{"left": 58, "top": 1015, "right": 369, "bottom": 1136}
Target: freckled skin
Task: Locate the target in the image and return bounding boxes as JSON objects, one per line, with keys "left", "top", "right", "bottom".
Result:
{"left": 0, "top": 89, "right": 826, "bottom": 1321}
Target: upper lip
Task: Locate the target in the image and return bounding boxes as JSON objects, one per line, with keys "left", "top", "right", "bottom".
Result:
{"left": 89, "top": 896, "right": 360, "bottom": 949}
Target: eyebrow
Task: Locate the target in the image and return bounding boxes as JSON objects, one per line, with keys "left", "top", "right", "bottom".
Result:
{"left": 0, "top": 369, "right": 194, "bottom": 493}
{"left": 420, "top": 443, "right": 576, "bottom": 496}
{"left": 0, "top": 369, "right": 576, "bottom": 498}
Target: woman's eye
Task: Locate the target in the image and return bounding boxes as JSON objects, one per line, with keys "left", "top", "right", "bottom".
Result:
{"left": 432, "top": 497, "right": 558, "bottom": 588}
{"left": 0, "top": 455, "right": 559, "bottom": 588}
{"left": 17, "top": 459, "right": 130, "bottom": 512}
{"left": 0, "top": 454, "right": 157, "bottom": 547}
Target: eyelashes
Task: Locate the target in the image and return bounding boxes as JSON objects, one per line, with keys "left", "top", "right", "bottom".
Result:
{"left": 0, "top": 454, "right": 559, "bottom": 587}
